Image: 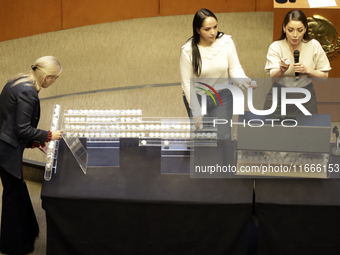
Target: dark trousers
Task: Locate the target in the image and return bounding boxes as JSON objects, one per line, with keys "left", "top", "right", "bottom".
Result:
{"left": 0, "top": 166, "right": 39, "bottom": 255}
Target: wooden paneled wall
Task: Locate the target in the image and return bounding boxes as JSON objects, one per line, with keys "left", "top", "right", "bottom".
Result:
{"left": 0, "top": 0, "right": 273, "bottom": 42}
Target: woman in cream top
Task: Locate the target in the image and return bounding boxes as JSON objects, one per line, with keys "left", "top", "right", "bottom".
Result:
{"left": 180, "top": 8, "right": 256, "bottom": 140}
{"left": 264, "top": 9, "right": 331, "bottom": 114}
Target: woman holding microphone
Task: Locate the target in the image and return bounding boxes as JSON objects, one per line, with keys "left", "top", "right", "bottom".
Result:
{"left": 264, "top": 9, "right": 331, "bottom": 114}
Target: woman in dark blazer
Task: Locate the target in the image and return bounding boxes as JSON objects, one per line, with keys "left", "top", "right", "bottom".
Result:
{"left": 0, "top": 56, "right": 63, "bottom": 254}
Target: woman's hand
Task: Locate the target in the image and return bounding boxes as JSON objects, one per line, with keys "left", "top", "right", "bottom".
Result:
{"left": 51, "top": 130, "right": 64, "bottom": 140}
{"left": 193, "top": 115, "right": 203, "bottom": 130}
{"left": 279, "top": 58, "right": 290, "bottom": 74}
{"left": 293, "top": 63, "right": 309, "bottom": 74}
{"left": 39, "top": 144, "right": 48, "bottom": 154}
{"left": 241, "top": 80, "right": 257, "bottom": 89}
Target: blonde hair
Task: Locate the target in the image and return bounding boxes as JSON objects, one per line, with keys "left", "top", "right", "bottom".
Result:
{"left": 10, "top": 56, "right": 62, "bottom": 91}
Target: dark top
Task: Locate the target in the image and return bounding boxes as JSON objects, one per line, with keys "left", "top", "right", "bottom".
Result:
{"left": 0, "top": 78, "right": 48, "bottom": 178}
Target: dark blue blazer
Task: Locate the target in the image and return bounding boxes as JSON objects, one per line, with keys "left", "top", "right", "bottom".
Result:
{"left": 0, "top": 79, "right": 48, "bottom": 179}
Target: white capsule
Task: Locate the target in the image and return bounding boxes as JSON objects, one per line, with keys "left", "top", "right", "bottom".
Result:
{"left": 181, "top": 133, "right": 186, "bottom": 138}
{"left": 68, "top": 109, "right": 73, "bottom": 114}
{"left": 149, "top": 132, "right": 154, "bottom": 137}
{"left": 170, "top": 133, "right": 175, "bottom": 138}
{"left": 121, "top": 132, "right": 126, "bottom": 137}
{"left": 164, "top": 140, "right": 169, "bottom": 146}
{"left": 136, "top": 109, "right": 142, "bottom": 115}
{"left": 75, "top": 117, "right": 80, "bottom": 122}
{"left": 141, "top": 140, "right": 147, "bottom": 145}
{"left": 83, "top": 110, "right": 88, "bottom": 115}
{"left": 48, "top": 142, "right": 55, "bottom": 149}
{"left": 155, "top": 132, "right": 160, "bottom": 138}
{"left": 140, "top": 132, "right": 145, "bottom": 138}
{"left": 70, "top": 117, "right": 75, "bottom": 122}
{"left": 175, "top": 133, "right": 180, "bottom": 138}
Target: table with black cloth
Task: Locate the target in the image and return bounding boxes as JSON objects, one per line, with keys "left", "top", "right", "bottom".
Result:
{"left": 255, "top": 153, "right": 340, "bottom": 255}
{"left": 41, "top": 139, "right": 254, "bottom": 255}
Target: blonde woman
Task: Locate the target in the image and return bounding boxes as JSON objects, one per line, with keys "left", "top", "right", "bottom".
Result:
{"left": 0, "top": 56, "right": 63, "bottom": 254}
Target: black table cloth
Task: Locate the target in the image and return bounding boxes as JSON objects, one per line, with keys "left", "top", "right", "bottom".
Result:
{"left": 41, "top": 139, "right": 254, "bottom": 255}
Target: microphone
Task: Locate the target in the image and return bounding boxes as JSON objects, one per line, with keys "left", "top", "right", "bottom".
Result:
{"left": 294, "top": 50, "right": 300, "bottom": 80}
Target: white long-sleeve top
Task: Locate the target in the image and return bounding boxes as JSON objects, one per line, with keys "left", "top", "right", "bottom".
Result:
{"left": 180, "top": 34, "right": 249, "bottom": 117}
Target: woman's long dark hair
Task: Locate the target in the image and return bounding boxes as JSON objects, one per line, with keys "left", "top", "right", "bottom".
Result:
{"left": 278, "top": 9, "right": 310, "bottom": 42}
{"left": 191, "top": 9, "right": 223, "bottom": 77}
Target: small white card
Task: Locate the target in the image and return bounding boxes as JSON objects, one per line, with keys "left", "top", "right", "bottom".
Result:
{"left": 308, "top": 0, "right": 337, "bottom": 8}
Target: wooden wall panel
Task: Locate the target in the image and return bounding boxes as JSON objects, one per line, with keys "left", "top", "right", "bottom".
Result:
{"left": 159, "top": 0, "right": 256, "bottom": 16}
{"left": 62, "top": 0, "right": 159, "bottom": 29}
{"left": 256, "top": 0, "right": 273, "bottom": 12}
{"left": 0, "top": 0, "right": 62, "bottom": 42}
